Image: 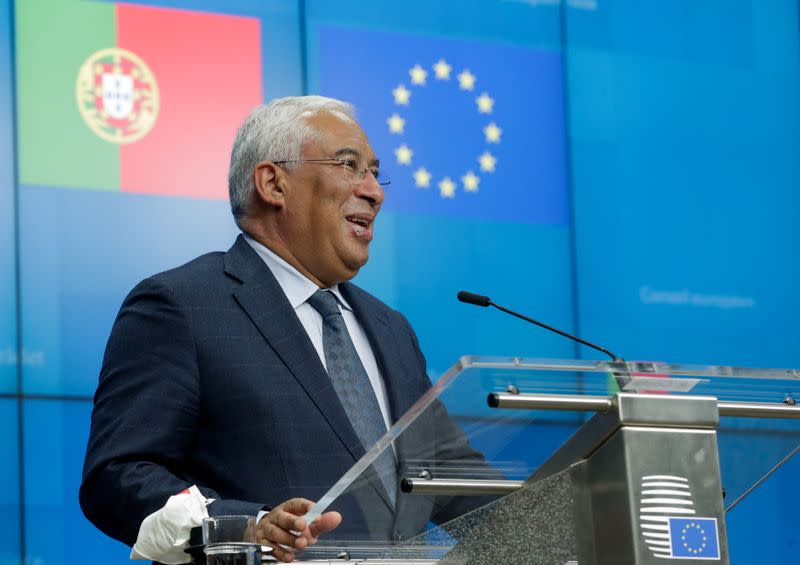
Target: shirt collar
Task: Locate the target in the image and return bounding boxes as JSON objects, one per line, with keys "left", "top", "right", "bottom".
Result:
{"left": 242, "top": 233, "right": 353, "bottom": 312}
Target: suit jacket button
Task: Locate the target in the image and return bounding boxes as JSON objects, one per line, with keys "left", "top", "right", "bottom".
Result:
{"left": 393, "top": 529, "right": 404, "bottom": 542}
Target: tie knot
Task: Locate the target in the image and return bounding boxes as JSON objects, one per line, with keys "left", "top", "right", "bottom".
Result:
{"left": 307, "top": 290, "right": 341, "bottom": 318}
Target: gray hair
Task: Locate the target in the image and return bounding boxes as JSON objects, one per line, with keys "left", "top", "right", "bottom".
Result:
{"left": 228, "top": 95, "right": 356, "bottom": 225}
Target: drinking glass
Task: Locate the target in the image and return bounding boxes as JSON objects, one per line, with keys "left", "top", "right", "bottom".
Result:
{"left": 202, "top": 515, "right": 258, "bottom": 565}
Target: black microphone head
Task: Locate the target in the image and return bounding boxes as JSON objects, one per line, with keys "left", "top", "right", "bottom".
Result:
{"left": 457, "top": 290, "right": 491, "bottom": 307}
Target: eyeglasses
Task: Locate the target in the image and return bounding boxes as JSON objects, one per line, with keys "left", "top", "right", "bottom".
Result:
{"left": 272, "top": 158, "right": 391, "bottom": 186}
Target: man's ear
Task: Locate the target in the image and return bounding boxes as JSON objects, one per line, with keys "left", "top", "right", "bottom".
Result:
{"left": 252, "top": 161, "right": 287, "bottom": 208}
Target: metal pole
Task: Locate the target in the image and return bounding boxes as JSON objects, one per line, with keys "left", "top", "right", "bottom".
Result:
{"left": 488, "top": 393, "right": 612, "bottom": 412}
{"left": 488, "top": 393, "right": 800, "bottom": 419}
{"left": 401, "top": 478, "right": 524, "bottom": 496}
{"left": 717, "top": 401, "right": 800, "bottom": 419}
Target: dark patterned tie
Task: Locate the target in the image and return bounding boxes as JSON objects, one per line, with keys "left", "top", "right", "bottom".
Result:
{"left": 306, "top": 290, "right": 397, "bottom": 506}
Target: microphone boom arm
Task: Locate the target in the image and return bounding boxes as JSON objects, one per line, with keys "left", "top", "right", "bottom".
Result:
{"left": 488, "top": 301, "right": 621, "bottom": 362}
{"left": 456, "top": 289, "right": 622, "bottom": 362}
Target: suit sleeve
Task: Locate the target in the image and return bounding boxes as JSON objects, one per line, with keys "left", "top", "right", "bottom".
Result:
{"left": 79, "top": 277, "right": 264, "bottom": 547}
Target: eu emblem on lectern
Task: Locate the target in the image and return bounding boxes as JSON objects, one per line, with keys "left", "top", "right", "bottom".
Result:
{"left": 639, "top": 474, "right": 721, "bottom": 560}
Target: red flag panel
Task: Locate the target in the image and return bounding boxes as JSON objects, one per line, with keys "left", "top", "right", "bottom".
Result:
{"left": 118, "top": 4, "right": 262, "bottom": 200}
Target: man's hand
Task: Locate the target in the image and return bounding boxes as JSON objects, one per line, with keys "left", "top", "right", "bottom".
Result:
{"left": 256, "top": 498, "right": 342, "bottom": 563}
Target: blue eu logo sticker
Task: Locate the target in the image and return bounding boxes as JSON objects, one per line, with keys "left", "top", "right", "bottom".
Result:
{"left": 668, "top": 517, "right": 720, "bottom": 559}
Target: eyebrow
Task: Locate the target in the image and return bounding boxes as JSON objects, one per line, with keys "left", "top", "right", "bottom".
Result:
{"left": 334, "top": 147, "right": 380, "bottom": 168}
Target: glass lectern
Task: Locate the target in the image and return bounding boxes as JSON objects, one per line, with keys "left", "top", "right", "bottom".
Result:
{"left": 288, "top": 357, "right": 800, "bottom": 564}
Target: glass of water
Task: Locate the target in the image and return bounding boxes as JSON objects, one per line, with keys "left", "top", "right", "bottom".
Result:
{"left": 202, "top": 515, "right": 259, "bottom": 565}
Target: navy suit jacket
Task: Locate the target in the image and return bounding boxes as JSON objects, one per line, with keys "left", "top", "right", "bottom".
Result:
{"left": 80, "top": 235, "right": 487, "bottom": 551}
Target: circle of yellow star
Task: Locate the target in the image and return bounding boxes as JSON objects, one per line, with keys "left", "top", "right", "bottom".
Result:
{"left": 478, "top": 151, "right": 496, "bottom": 173}
{"left": 483, "top": 122, "right": 502, "bottom": 143}
{"left": 413, "top": 168, "right": 432, "bottom": 188}
{"left": 438, "top": 177, "right": 456, "bottom": 198}
{"left": 461, "top": 171, "right": 480, "bottom": 192}
{"left": 433, "top": 58, "right": 452, "bottom": 80}
{"left": 395, "top": 144, "right": 413, "bottom": 165}
{"left": 476, "top": 92, "right": 494, "bottom": 114}
{"left": 387, "top": 113, "right": 405, "bottom": 134}
{"left": 409, "top": 64, "right": 427, "bottom": 86}
{"left": 392, "top": 84, "right": 411, "bottom": 105}
{"left": 457, "top": 69, "right": 476, "bottom": 91}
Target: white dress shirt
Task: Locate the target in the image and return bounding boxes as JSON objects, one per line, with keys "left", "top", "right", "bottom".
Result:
{"left": 242, "top": 234, "right": 393, "bottom": 431}
{"left": 242, "top": 234, "right": 397, "bottom": 523}
{"left": 244, "top": 234, "right": 397, "bottom": 524}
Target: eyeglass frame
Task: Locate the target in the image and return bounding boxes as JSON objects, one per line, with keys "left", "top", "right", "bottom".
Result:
{"left": 271, "top": 158, "right": 391, "bottom": 186}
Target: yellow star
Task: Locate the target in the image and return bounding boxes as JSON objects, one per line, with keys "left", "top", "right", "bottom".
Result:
{"left": 478, "top": 151, "right": 496, "bottom": 173}
{"left": 432, "top": 58, "right": 452, "bottom": 80}
{"left": 462, "top": 171, "right": 480, "bottom": 192}
{"left": 438, "top": 177, "right": 456, "bottom": 199}
{"left": 387, "top": 113, "right": 405, "bottom": 134}
{"left": 413, "top": 167, "right": 432, "bottom": 188}
{"left": 395, "top": 144, "right": 413, "bottom": 165}
{"left": 392, "top": 84, "right": 411, "bottom": 105}
{"left": 483, "top": 122, "right": 502, "bottom": 143}
{"left": 457, "top": 69, "right": 476, "bottom": 91}
{"left": 409, "top": 64, "right": 427, "bottom": 86}
{"left": 476, "top": 92, "right": 494, "bottom": 114}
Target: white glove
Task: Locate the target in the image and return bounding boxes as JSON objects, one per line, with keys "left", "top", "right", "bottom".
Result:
{"left": 131, "top": 485, "right": 212, "bottom": 564}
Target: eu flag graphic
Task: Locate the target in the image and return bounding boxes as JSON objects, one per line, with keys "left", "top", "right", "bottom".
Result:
{"left": 314, "top": 25, "right": 577, "bottom": 386}
{"left": 318, "top": 26, "right": 568, "bottom": 225}
{"left": 668, "top": 517, "right": 720, "bottom": 559}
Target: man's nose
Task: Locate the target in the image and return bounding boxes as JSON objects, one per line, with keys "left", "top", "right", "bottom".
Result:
{"left": 356, "top": 172, "right": 385, "bottom": 207}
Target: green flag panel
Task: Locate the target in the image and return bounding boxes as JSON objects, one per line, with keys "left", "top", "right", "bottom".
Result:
{"left": 16, "top": 0, "right": 119, "bottom": 190}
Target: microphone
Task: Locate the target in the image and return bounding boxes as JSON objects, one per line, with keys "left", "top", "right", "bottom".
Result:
{"left": 457, "top": 290, "right": 622, "bottom": 362}
{"left": 456, "top": 291, "right": 491, "bottom": 307}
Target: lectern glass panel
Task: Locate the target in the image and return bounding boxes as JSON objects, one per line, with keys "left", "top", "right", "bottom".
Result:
{"left": 295, "top": 357, "right": 800, "bottom": 560}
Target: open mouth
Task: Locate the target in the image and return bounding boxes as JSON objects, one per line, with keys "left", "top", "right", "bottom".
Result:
{"left": 346, "top": 215, "right": 373, "bottom": 239}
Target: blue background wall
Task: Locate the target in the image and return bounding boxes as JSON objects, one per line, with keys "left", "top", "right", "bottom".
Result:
{"left": 2, "top": 0, "right": 799, "bottom": 563}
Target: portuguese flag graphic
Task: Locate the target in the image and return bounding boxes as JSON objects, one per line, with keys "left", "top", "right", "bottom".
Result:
{"left": 16, "top": 1, "right": 262, "bottom": 199}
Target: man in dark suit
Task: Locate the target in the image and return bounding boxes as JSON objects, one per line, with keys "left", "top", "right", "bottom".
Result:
{"left": 80, "top": 96, "right": 488, "bottom": 563}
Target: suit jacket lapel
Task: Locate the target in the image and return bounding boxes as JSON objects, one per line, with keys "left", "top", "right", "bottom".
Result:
{"left": 338, "top": 282, "right": 416, "bottom": 511}
{"left": 339, "top": 284, "right": 411, "bottom": 422}
{"left": 223, "top": 236, "right": 365, "bottom": 462}
{"left": 341, "top": 284, "right": 437, "bottom": 522}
